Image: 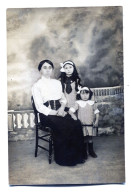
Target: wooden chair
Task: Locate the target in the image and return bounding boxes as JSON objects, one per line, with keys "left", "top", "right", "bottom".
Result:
{"left": 31, "top": 96, "right": 53, "bottom": 164}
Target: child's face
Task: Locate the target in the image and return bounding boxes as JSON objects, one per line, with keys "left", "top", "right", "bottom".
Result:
{"left": 64, "top": 64, "right": 74, "bottom": 76}
{"left": 80, "top": 91, "right": 90, "bottom": 101}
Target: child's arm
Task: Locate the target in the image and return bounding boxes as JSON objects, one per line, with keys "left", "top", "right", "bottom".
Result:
{"left": 93, "top": 113, "right": 99, "bottom": 127}
{"left": 69, "top": 112, "right": 77, "bottom": 120}
{"left": 93, "top": 102, "right": 100, "bottom": 127}
{"left": 69, "top": 102, "right": 79, "bottom": 120}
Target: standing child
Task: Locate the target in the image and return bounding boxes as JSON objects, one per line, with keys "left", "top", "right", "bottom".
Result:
{"left": 59, "top": 60, "right": 82, "bottom": 111}
{"left": 69, "top": 86, "right": 100, "bottom": 159}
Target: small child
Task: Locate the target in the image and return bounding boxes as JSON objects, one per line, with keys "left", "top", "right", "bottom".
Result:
{"left": 59, "top": 60, "right": 82, "bottom": 111}
{"left": 69, "top": 86, "right": 100, "bottom": 159}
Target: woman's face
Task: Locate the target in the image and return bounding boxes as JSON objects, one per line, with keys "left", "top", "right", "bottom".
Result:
{"left": 40, "top": 62, "right": 53, "bottom": 78}
{"left": 80, "top": 91, "right": 90, "bottom": 101}
{"left": 64, "top": 64, "right": 74, "bottom": 76}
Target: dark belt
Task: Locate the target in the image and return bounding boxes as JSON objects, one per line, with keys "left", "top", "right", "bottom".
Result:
{"left": 44, "top": 100, "right": 61, "bottom": 110}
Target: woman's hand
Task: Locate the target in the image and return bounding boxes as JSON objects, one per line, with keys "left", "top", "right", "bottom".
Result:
{"left": 57, "top": 106, "right": 65, "bottom": 117}
{"left": 59, "top": 111, "right": 67, "bottom": 117}
{"left": 49, "top": 110, "right": 58, "bottom": 116}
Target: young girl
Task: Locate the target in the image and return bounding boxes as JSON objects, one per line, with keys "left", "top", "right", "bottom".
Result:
{"left": 69, "top": 86, "right": 100, "bottom": 159}
{"left": 59, "top": 60, "right": 82, "bottom": 111}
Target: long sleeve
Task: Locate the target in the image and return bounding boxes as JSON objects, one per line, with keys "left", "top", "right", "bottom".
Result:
{"left": 32, "top": 83, "right": 52, "bottom": 116}
{"left": 94, "top": 109, "right": 100, "bottom": 114}
{"left": 59, "top": 92, "right": 67, "bottom": 105}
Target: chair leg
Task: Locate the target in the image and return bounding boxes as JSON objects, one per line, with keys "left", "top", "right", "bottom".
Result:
{"left": 49, "top": 134, "right": 53, "bottom": 164}
{"left": 35, "top": 128, "right": 38, "bottom": 157}
{"left": 96, "top": 127, "right": 98, "bottom": 136}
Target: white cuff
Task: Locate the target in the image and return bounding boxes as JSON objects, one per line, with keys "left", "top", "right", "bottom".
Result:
{"left": 70, "top": 107, "right": 76, "bottom": 113}
{"left": 37, "top": 104, "right": 51, "bottom": 116}
{"left": 44, "top": 107, "right": 52, "bottom": 116}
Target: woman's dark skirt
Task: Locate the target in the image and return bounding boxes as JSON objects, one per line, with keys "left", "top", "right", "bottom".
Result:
{"left": 39, "top": 113, "right": 85, "bottom": 166}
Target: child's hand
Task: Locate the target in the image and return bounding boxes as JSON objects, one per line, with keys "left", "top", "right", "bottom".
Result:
{"left": 70, "top": 113, "right": 77, "bottom": 120}
{"left": 93, "top": 121, "right": 98, "bottom": 127}
{"left": 68, "top": 109, "right": 77, "bottom": 120}
{"left": 68, "top": 109, "right": 73, "bottom": 115}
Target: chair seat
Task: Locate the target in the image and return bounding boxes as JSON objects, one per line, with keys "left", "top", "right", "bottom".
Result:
{"left": 36, "top": 122, "right": 52, "bottom": 132}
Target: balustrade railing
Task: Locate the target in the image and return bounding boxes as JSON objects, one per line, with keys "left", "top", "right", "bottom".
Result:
{"left": 8, "top": 110, "right": 35, "bottom": 131}
{"left": 91, "top": 85, "right": 123, "bottom": 96}
{"left": 8, "top": 85, "right": 124, "bottom": 132}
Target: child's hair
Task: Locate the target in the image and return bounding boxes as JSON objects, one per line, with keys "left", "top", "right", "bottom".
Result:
{"left": 59, "top": 60, "right": 81, "bottom": 92}
{"left": 77, "top": 87, "right": 93, "bottom": 100}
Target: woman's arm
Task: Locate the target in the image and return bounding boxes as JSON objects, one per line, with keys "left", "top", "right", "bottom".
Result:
{"left": 32, "top": 84, "right": 58, "bottom": 116}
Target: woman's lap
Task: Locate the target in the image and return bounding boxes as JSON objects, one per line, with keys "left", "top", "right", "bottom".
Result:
{"left": 39, "top": 113, "right": 85, "bottom": 166}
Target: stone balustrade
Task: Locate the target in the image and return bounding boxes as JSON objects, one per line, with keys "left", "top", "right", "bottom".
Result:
{"left": 8, "top": 110, "right": 35, "bottom": 131}
{"left": 8, "top": 110, "right": 36, "bottom": 141}
{"left": 91, "top": 85, "right": 123, "bottom": 96}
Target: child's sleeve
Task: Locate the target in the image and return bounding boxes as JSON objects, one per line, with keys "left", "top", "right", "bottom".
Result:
{"left": 69, "top": 102, "right": 79, "bottom": 113}
{"left": 94, "top": 102, "right": 100, "bottom": 114}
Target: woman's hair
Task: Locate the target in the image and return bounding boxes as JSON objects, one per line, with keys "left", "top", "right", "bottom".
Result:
{"left": 38, "top": 59, "right": 54, "bottom": 71}
{"left": 59, "top": 60, "right": 81, "bottom": 92}
{"left": 77, "top": 88, "right": 93, "bottom": 100}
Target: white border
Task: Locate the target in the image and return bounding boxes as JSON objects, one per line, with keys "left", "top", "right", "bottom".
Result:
{"left": 1, "top": 1, "right": 131, "bottom": 195}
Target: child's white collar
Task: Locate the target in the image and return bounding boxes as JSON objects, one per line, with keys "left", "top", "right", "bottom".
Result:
{"left": 76, "top": 100, "right": 94, "bottom": 107}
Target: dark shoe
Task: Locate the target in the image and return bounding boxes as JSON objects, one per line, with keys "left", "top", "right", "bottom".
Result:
{"left": 88, "top": 142, "right": 97, "bottom": 158}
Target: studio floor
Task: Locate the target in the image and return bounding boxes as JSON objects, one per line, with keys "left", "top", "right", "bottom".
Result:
{"left": 8, "top": 135, "right": 125, "bottom": 186}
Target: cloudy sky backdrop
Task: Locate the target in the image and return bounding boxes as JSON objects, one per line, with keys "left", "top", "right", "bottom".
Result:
{"left": 7, "top": 7, "right": 123, "bottom": 110}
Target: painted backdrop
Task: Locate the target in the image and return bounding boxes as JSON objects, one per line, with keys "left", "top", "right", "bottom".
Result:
{"left": 7, "top": 7, "right": 123, "bottom": 110}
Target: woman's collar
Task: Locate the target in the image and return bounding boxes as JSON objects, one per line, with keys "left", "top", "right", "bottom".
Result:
{"left": 41, "top": 76, "right": 51, "bottom": 80}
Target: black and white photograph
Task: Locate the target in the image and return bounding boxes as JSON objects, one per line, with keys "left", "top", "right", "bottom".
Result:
{"left": 6, "top": 6, "right": 125, "bottom": 186}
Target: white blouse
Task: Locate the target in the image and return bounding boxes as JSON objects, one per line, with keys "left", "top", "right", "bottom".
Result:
{"left": 32, "top": 76, "right": 67, "bottom": 116}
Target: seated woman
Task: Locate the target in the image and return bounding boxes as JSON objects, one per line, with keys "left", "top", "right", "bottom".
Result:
{"left": 32, "top": 59, "right": 86, "bottom": 166}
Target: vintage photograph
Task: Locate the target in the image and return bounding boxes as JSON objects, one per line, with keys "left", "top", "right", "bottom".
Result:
{"left": 7, "top": 6, "right": 125, "bottom": 185}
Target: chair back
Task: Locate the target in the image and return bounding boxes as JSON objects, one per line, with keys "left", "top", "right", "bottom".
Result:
{"left": 31, "top": 96, "right": 39, "bottom": 124}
